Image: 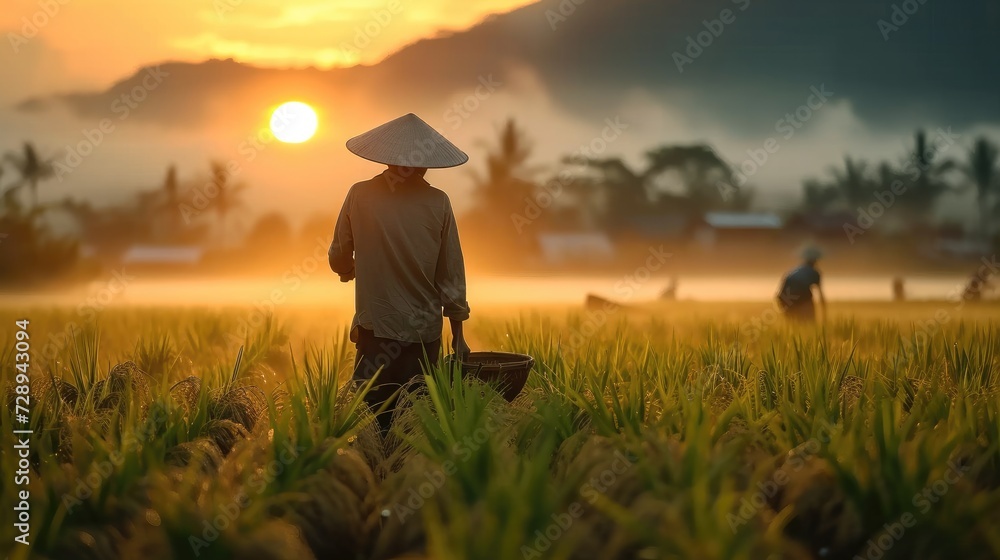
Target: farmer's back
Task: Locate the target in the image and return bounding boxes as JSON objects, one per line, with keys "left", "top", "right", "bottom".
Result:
{"left": 332, "top": 170, "right": 467, "bottom": 345}
{"left": 780, "top": 264, "right": 820, "bottom": 306}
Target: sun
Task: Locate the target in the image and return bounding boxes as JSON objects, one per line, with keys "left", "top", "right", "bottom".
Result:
{"left": 270, "top": 101, "right": 318, "bottom": 143}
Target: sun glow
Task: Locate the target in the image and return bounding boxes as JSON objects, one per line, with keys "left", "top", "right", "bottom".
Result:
{"left": 270, "top": 101, "right": 318, "bottom": 143}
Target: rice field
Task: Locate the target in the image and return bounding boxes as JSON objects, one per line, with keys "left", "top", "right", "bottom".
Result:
{"left": 2, "top": 301, "right": 1000, "bottom": 560}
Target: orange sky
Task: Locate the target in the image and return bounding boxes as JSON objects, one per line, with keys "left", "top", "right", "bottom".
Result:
{"left": 2, "top": 0, "right": 534, "bottom": 88}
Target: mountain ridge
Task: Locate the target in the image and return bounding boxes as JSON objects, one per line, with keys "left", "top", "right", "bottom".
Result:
{"left": 17, "top": 0, "right": 1000, "bottom": 133}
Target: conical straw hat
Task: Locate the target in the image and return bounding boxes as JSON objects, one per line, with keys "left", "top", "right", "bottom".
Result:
{"left": 346, "top": 113, "right": 469, "bottom": 168}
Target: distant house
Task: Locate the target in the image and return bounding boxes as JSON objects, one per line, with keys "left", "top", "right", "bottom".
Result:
{"left": 696, "top": 211, "right": 783, "bottom": 248}
{"left": 121, "top": 245, "right": 203, "bottom": 267}
{"left": 537, "top": 232, "right": 615, "bottom": 264}
{"left": 616, "top": 212, "right": 698, "bottom": 241}
{"left": 785, "top": 211, "right": 856, "bottom": 237}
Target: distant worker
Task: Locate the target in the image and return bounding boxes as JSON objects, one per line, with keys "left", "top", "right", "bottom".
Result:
{"left": 776, "top": 247, "right": 827, "bottom": 323}
{"left": 892, "top": 276, "right": 906, "bottom": 302}
{"left": 962, "top": 271, "right": 994, "bottom": 302}
{"left": 659, "top": 276, "right": 678, "bottom": 301}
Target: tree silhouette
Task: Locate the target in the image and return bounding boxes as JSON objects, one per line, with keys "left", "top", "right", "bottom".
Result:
{"left": 827, "top": 156, "right": 875, "bottom": 209}
{"left": 801, "top": 178, "right": 839, "bottom": 212}
{"left": 160, "top": 165, "right": 182, "bottom": 239}
{"left": 206, "top": 161, "right": 246, "bottom": 246}
{"left": 462, "top": 118, "right": 546, "bottom": 250}
{"left": 0, "top": 165, "right": 77, "bottom": 284}
{"left": 900, "top": 129, "right": 957, "bottom": 224}
{"left": 644, "top": 145, "right": 741, "bottom": 212}
{"left": 4, "top": 142, "right": 55, "bottom": 211}
{"left": 61, "top": 195, "right": 152, "bottom": 251}
{"left": 469, "top": 118, "right": 541, "bottom": 217}
{"left": 875, "top": 161, "right": 903, "bottom": 193}
{"left": 126, "top": 164, "right": 204, "bottom": 244}
{"left": 569, "top": 145, "right": 749, "bottom": 230}
{"left": 568, "top": 157, "right": 650, "bottom": 229}
{"left": 246, "top": 212, "right": 292, "bottom": 249}
{"left": 960, "top": 137, "right": 999, "bottom": 240}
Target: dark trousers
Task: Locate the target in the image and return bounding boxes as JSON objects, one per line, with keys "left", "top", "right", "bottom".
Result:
{"left": 352, "top": 327, "right": 441, "bottom": 436}
{"left": 783, "top": 300, "right": 816, "bottom": 323}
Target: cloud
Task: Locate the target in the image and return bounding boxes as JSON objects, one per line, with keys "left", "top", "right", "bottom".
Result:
{"left": 0, "top": 0, "right": 538, "bottom": 89}
{"left": 170, "top": 33, "right": 356, "bottom": 69}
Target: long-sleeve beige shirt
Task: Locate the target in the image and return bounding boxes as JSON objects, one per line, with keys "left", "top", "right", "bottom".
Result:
{"left": 328, "top": 171, "right": 470, "bottom": 344}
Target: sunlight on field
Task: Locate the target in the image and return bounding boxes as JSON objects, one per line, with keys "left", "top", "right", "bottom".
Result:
{"left": 1, "top": 303, "right": 999, "bottom": 559}
{"left": 0, "top": 275, "right": 980, "bottom": 309}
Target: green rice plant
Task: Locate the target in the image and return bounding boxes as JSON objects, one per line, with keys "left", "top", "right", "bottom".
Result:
{"left": 2, "top": 304, "right": 1000, "bottom": 559}
{"left": 395, "top": 363, "right": 511, "bottom": 502}
{"left": 283, "top": 332, "right": 374, "bottom": 446}
{"left": 238, "top": 312, "right": 291, "bottom": 374}
{"left": 64, "top": 326, "right": 102, "bottom": 400}
{"left": 132, "top": 332, "right": 179, "bottom": 380}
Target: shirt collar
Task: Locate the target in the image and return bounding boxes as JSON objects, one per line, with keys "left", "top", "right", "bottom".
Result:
{"left": 380, "top": 169, "right": 430, "bottom": 189}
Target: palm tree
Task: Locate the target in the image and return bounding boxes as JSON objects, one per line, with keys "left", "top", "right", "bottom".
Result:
{"left": 801, "top": 178, "right": 839, "bottom": 212}
{"left": 960, "top": 137, "right": 1000, "bottom": 240}
{"left": 4, "top": 142, "right": 55, "bottom": 211}
{"left": 135, "top": 164, "right": 187, "bottom": 242}
{"left": 470, "top": 119, "right": 541, "bottom": 231}
{"left": 827, "top": 156, "right": 874, "bottom": 209}
{"left": 158, "top": 165, "right": 182, "bottom": 240}
{"left": 207, "top": 161, "right": 246, "bottom": 246}
{"left": 1, "top": 164, "right": 25, "bottom": 216}
{"left": 875, "top": 161, "right": 902, "bottom": 192}
{"left": 469, "top": 118, "right": 542, "bottom": 214}
{"left": 900, "top": 129, "right": 957, "bottom": 224}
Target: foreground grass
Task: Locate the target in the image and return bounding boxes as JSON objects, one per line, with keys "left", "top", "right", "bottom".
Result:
{"left": 1, "top": 302, "right": 999, "bottom": 559}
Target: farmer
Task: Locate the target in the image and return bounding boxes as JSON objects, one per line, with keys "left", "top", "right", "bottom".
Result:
{"left": 892, "top": 276, "right": 906, "bottom": 302}
{"left": 776, "top": 246, "right": 827, "bottom": 323}
{"left": 328, "top": 113, "right": 472, "bottom": 436}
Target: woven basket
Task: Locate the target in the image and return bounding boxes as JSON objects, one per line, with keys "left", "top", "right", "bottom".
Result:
{"left": 444, "top": 351, "right": 534, "bottom": 402}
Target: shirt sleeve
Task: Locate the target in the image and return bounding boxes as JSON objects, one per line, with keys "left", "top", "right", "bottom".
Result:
{"left": 328, "top": 187, "right": 355, "bottom": 275}
{"left": 436, "top": 195, "right": 470, "bottom": 321}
